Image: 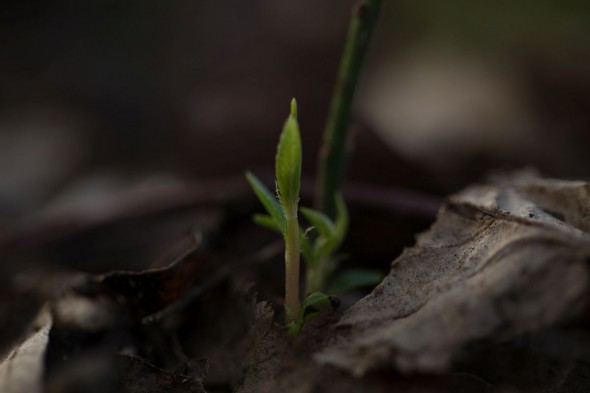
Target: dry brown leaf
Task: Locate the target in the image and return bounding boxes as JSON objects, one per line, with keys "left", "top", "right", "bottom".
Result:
{"left": 317, "top": 171, "right": 590, "bottom": 375}
{"left": 0, "top": 307, "right": 52, "bottom": 393}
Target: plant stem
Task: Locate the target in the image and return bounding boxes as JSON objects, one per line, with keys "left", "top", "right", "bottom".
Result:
{"left": 284, "top": 204, "right": 301, "bottom": 322}
{"left": 315, "top": 0, "right": 383, "bottom": 217}
{"left": 306, "top": 257, "right": 329, "bottom": 295}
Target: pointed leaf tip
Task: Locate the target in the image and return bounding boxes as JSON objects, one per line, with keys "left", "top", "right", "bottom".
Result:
{"left": 290, "top": 98, "right": 297, "bottom": 118}
{"left": 276, "top": 101, "right": 302, "bottom": 208}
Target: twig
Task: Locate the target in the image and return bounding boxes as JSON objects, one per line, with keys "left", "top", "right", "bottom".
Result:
{"left": 315, "top": 0, "right": 383, "bottom": 217}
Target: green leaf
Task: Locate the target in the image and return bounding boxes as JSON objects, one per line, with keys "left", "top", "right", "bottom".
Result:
{"left": 287, "top": 292, "right": 335, "bottom": 336}
{"left": 302, "top": 311, "right": 319, "bottom": 325}
{"left": 300, "top": 207, "right": 335, "bottom": 239}
{"left": 299, "top": 228, "right": 314, "bottom": 263}
{"left": 275, "top": 98, "right": 302, "bottom": 209}
{"left": 302, "top": 291, "right": 331, "bottom": 312}
{"left": 324, "top": 192, "right": 349, "bottom": 253}
{"left": 303, "top": 194, "right": 348, "bottom": 260}
{"left": 246, "top": 172, "right": 285, "bottom": 232}
{"left": 328, "top": 269, "right": 383, "bottom": 294}
{"left": 286, "top": 321, "right": 300, "bottom": 336}
{"left": 252, "top": 214, "right": 282, "bottom": 233}
{"left": 312, "top": 238, "right": 331, "bottom": 263}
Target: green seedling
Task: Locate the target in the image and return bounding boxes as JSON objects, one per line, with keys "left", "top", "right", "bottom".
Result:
{"left": 247, "top": 0, "right": 384, "bottom": 334}
{"left": 246, "top": 98, "right": 302, "bottom": 323}
{"left": 300, "top": 193, "right": 348, "bottom": 294}
{"left": 286, "top": 292, "right": 338, "bottom": 336}
{"left": 246, "top": 99, "right": 380, "bottom": 333}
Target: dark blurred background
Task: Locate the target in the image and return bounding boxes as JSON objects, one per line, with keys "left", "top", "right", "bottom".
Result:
{"left": 1, "top": 0, "right": 589, "bottom": 273}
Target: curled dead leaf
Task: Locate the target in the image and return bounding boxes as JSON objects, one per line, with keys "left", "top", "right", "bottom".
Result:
{"left": 317, "top": 171, "right": 590, "bottom": 375}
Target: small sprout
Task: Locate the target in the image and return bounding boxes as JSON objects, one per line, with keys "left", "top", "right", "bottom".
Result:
{"left": 247, "top": 99, "right": 302, "bottom": 323}
{"left": 247, "top": 99, "right": 374, "bottom": 334}
{"left": 300, "top": 193, "right": 349, "bottom": 294}
{"left": 287, "top": 291, "right": 338, "bottom": 336}
{"left": 276, "top": 99, "right": 302, "bottom": 210}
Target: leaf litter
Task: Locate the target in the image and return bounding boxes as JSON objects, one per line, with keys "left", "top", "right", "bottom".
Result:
{"left": 240, "top": 171, "right": 590, "bottom": 392}
{"left": 317, "top": 171, "right": 590, "bottom": 376}
{"left": 3, "top": 171, "right": 590, "bottom": 392}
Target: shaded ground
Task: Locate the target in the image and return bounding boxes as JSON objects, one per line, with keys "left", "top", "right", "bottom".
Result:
{"left": 2, "top": 172, "right": 590, "bottom": 392}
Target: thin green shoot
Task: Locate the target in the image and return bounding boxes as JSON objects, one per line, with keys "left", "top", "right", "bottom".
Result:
{"left": 246, "top": 98, "right": 301, "bottom": 323}
{"left": 247, "top": 99, "right": 379, "bottom": 334}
